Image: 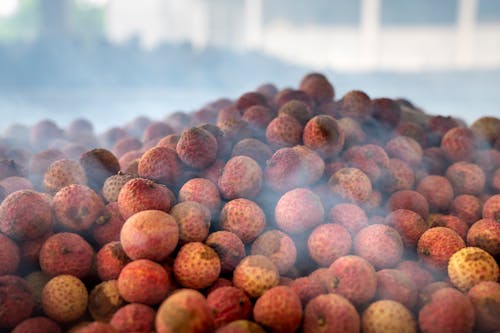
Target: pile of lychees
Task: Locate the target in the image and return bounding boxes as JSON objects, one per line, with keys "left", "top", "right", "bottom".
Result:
{"left": 0, "top": 73, "right": 499, "bottom": 333}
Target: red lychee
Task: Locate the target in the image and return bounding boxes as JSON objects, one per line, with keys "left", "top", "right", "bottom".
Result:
{"left": 170, "top": 201, "right": 211, "bottom": 243}
{"left": 396, "top": 260, "right": 434, "bottom": 291}
{"left": 467, "top": 281, "right": 500, "bottom": 332}
{"left": 207, "top": 286, "right": 253, "bottom": 328}
{"left": 138, "top": 146, "right": 181, "bottom": 186}
{"left": 375, "top": 269, "right": 418, "bottom": 309}
{"left": 417, "top": 227, "right": 465, "bottom": 272}
{"left": 206, "top": 231, "right": 246, "bottom": 274}
{"left": 232, "top": 255, "right": 280, "bottom": 298}
{"left": 12, "top": 317, "right": 61, "bottom": 333}
{"left": 91, "top": 202, "right": 125, "bottom": 247}
{"left": 0, "top": 275, "right": 35, "bottom": 329}
{"left": 354, "top": 224, "right": 404, "bottom": 269}
{"left": 482, "top": 193, "right": 500, "bottom": 222}
{"left": 79, "top": 148, "right": 120, "bottom": 191}
{"left": 303, "top": 293, "right": 360, "bottom": 333}
{"left": 265, "top": 114, "right": 303, "bottom": 148}
{"left": 385, "top": 209, "right": 429, "bottom": 248}
{"left": 441, "top": 127, "right": 478, "bottom": 162}
{"left": 0, "top": 233, "right": 20, "bottom": 275}
{"left": 43, "top": 159, "right": 87, "bottom": 193}
{"left": 308, "top": 223, "right": 352, "bottom": 267}
{"left": 96, "top": 241, "right": 131, "bottom": 281}
{"left": 275, "top": 188, "right": 324, "bottom": 234}
{"left": 178, "top": 177, "right": 221, "bottom": 216}
{"left": 176, "top": 127, "right": 218, "bottom": 169}
{"left": 416, "top": 175, "right": 454, "bottom": 212}
{"left": 251, "top": 229, "right": 297, "bottom": 275}
{"left": 450, "top": 194, "right": 482, "bottom": 226}
{"left": 445, "top": 161, "right": 486, "bottom": 195}
{"left": 328, "top": 167, "right": 372, "bottom": 203}
{"left": 387, "top": 190, "right": 429, "bottom": 219}
{"left": 338, "top": 90, "right": 371, "bottom": 120}
{"left": 218, "top": 155, "right": 262, "bottom": 200}
{"left": 220, "top": 198, "right": 266, "bottom": 243}
{"left": 343, "top": 144, "right": 390, "bottom": 183}
{"left": 303, "top": 115, "right": 345, "bottom": 158}
{"left": 110, "top": 303, "right": 156, "bottom": 333}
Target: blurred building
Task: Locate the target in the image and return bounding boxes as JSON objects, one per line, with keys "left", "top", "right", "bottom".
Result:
{"left": 104, "top": 0, "right": 500, "bottom": 71}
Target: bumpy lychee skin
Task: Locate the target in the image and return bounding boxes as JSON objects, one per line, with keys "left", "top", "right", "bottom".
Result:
{"left": 327, "top": 202, "right": 368, "bottom": 235}
{"left": 343, "top": 144, "right": 390, "bottom": 183}
{"left": 120, "top": 210, "right": 178, "bottom": 261}
{"left": 0, "top": 275, "right": 35, "bottom": 329}
{"left": 417, "top": 227, "right": 465, "bottom": 272}
{"left": 251, "top": 229, "right": 297, "bottom": 275}
{"left": 482, "top": 194, "right": 500, "bottom": 222}
{"left": 118, "top": 259, "right": 171, "bottom": 305}
{"left": 327, "top": 255, "right": 377, "bottom": 306}
{"left": 43, "top": 159, "right": 87, "bottom": 193}
{"left": 448, "top": 246, "right": 499, "bottom": 291}
{"left": 289, "top": 276, "right": 326, "bottom": 307}
{"left": 88, "top": 280, "right": 124, "bottom": 322}
{"left": 137, "top": 146, "right": 181, "bottom": 186}
{"left": 265, "top": 114, "right": 303, "bottom": 148}
{"left": 328, "top": 167, "right": 372, "bottom": 203}
{"left": 207, "top": 286, "right": 253, "bottom": 328}
{"left": 338, "top": 90, "right": 371, "bottom": 120}
{"left": 354, "top": 224, "right": 404, "bottom": 269}
{"left": 385, "top": 209, "right": 429, "bottom": 248}
{"left": 308, "top": 223, "right": 352, "bottom": 267}
{"left": 396, "top": 260, "right": 434, "bottom": 291}
{"left": 79, "top": 148, "right": 120, "bottom": 190}
{"left": 428, "top": 214, "right": 469, "bottom": 240}
{"left": 264, "top": 147, "right": 304, "bottom": 193}
{"left": 387, "top": 190, "right": 430, "bottom": 219}
{"left": 380, "top": 158, "right": 415, "bottom": 193}
{"left": 441, "top": 127, "right": 478, "bottom": 162}
{"left": 303, "top": 293, "right": 360, "bottom": 333}
{"left": 96, "top": 241, "right": 131, "bottom": 281}
{"left": 418, "top": 287, "right": 475, "bottom": 333}
{"left": 173, "top": 241, "right": 221, "bottom": 289}
{"left": 170, "top": 201, "right": 211, "bottom": 243}
{"left": 417, "top": 175, "right": 454, "bottom": 212}
{"left": 385, "top": 135, "right": 423, "bottom": 167}
{"left": 303, "top": 115, "right": 345, "bottom": 158}
{"left": 41, "top": 274, "right": 88, "bottom": 323}
{"left": 206, "top": 231, "right": 246, "bottom": 274}
{"left": 232, "top": 138, "right": 273, "bottom": 167}
{"left": 450, "top": 194, "right": 482, "bottom": 226}
{"left": 445, "top": 161, "right": 485, "bottom": 195}
{"left": 176, "top": 127, "right": 218, "bottom": 169}
{"left": 361, "top": 300, "right": 417, "bottom": 333}
{"left": 117, "top": 178, "right": 174, "bottom": 220}
{"left": 242, "top": 105, "right": 275, "bottom": 136}
{"left": 253, "top": 285, "right": 303, "bottom": 333}
{"left": 178, "top": 177, "right": 221, "bottom": 216}
{"left": 299, "top": 72, "right": 335, "bottom": 104}
{"left": 233, "top": 255, "right": 280, "bottom": 298}
{"left": 218, "top": 155, "right": 263, "bottom": 200}
{"left": 278, "top": 100, "right": 313, "bottom": 125}
{"left": 102, "top": 173, "right": 136, "bottom": 203}
{"left": 293, "top": 144, "right": 325, "bottom": 185}
{"left": 39, "top": 232, "right": 94, "bottom": 279}
{"left": 53, "top": 184, "right": 105, "bottom": 231}
{"left": 0, "top": 189, "right": 53, "bottom": 241}
{"left": 110, "top": 303, "right": 156, "bottom": 333}
{"left": 467, "top": 281, "right": 500, "bottom": 332}
{"left": 375, "top": 269, "right": 418, "bottom": 309}
{"left": 91, "top": 202, "right": 125, "bottom": 247}
{"left": 467, "top": 218, "right": 500, "bottom": 256}
{"left": 275, "top": 188, "right": 324, "bottom": 234}
{"left": 220, "top": 198, "right": 266, "bottom": 243}
{"left": 275, "top": 88, "right": 314, "bottom": 110}
{"left": 12, "top": 316, "right": 62, "bottom": 333}
{"left": 28, "top": 149, "right": 66, "bottom": 187}
{"left": 0, "top": 233, "right": 20, "bottom": 275}
{"left": 156, "top": 289, "right": 215, "bottom": 333}
{"left": 417, "top": 281, "right": 454, "bottom": 310}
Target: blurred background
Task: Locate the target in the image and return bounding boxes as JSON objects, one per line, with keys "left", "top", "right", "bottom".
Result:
{"left": 0, "top": 0, "right": 499, "bottom": 132}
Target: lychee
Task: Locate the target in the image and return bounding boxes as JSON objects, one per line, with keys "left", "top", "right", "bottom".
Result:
{"left": 178, "top": 177, "right": 221, "bottom": 216}
{"left": 385, "top": 209, "right": 428, "bottom": 248}
{"left": 327, "top": 202, "right": 368, "bottom": 235}
{"left": 231, "top": 138, "right": 273, "bottom": 168}
{"left": 232, "top": 255, "right": 280, "bottom": 298}
{"left": 275, "top": 187, "right": 324, "bottom": 234}
{"left": 303, "top": 115, "right": 344, "bottom": 158}
{"left": 207, "top": 286, "right": 253, "bottom": 328}
{"left": 43, "top": 159, "right": 87, "bottom": 193}
{"left": 0, "top": 275, "right": 35, "bottom": 329}
{"left": 0, "top": 232, "right": 20, "bottom": 275}
{"left": 467, "top": 218, "right": 500, "bottom": 256}
{"left": 96, "top": 241, "right": 131, "bottom": 281}
{"left": 218, "top": 155, "right": 263, "bottom": 200}
{"left": 441, "top": 127, "right": 479, "bottom": 162}
{"left": 416, "top": 175, "right": 454, "bottom": 212}
{"left": 303, "top": 293, "right": 360, "bottom": 333}
{"left": 450, "top": 194, "right": 482, "bottom": 226}
{"left": 354, "top": 224, "right": 404, "bottom": 269}
{"left": 220, "top": 198, "right": 266, "bottom": 243}
{"left": 387, "top": 190, "right": 429, "bottom": 219}
{"left": 176, "top": 127, "right": 218, "bottom": 169}
{"left": 91, "top": 202, "right": 125, "bottom": 247}
{"left": 79, "top": 148, "right": 120, "bottom": 191}
{"left": 396, "top": 260, "right": 434, "bottom": 291}
{"left": 264, "top": 147, "right": 304, "bottom": 193}
{"left": 467, "top": 281, "right": 500, "bottom": 332}
{"left": 343, "top": 144, "right": 390, "bottom": 182}
{"left": 361, "top": 300, "right": 417, "bottom": 333}
{"left": 109, "top": 303, "right": 156, "bottom": 333}
{"left": 251, "top": 229, "right": 297, "bottom": 275}
{"left": 88, "top": 280, "right": 124, "bottom": 322}
{"left": 41, "top": 274, "right": 88, "bottom": 323}
{"left": 375, "top": 269, "right": 418, "bottom": 309}
{"left": 11, "top": 317, "right": 61, "bottom": 333}
{"left": 448, "top": 246, "right": 499, "bottom": 291}
{"left": 328, "top": 167, "right": 372, "bottom": 203}
{"left": 308, "top": 223, "right": 352, "bottom": 267}
{"left": 385, "top": 135, "right": 423, "bottom": 167}
{"left": 265, "top": 114, "right": 303, "bottom": 148}
{"left": 482, "top": 193, "right": 500, "bottom": 222}
{"left": 338, "top": 90, "right": 371, "bottom": 120}
{"left": 445, "top": 161, "right": 485, "bottom": 195}
{"left": 417, "top": 227, "right": 465, "bottom": 272}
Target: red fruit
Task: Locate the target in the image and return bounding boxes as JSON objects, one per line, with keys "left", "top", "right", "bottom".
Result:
{"left": 387, "top": 190, "right": 429, "bottom": 219}
{"left": 117, "top": 178, "right": 174, "bottom": 220}
{"left": 328, "top": 167, "right": 372, "bottom": 203}
{"left": 343, "top": 144, "right": 390, "bottom": 183}
{"left": 327, "top": 255, "right": 377, "bottom": 306}
{"left": 395, "top": 121, "right": 427, "bottom": 146}
{"left": 88, "top": 280, "right": 124, "bottom": 322}
{"left": 206, "top": 231, "right": 246, "bottom": 274}
{"left": 441, "top": 127, "right": 479, "bottom": 162}
{"left": 445, "top": 161, "right": 486, "bottom": 195}
{"left": 43, "top": 159, "right": 87, "bottom": 193}
{"left": 79, "top": 148, "right": 120, "bottom": 190}
{"left": 303, "top": 115, "right": 345, "bottom": 158}
{"left": 417, "top": 175, "right": 454, "bottom": 212}
{"left": 120, "top": 209, "right": 179, "bottom": 261}
{"left": 41, "top": 274, "right": 88, "bottom": 323}
{"left": 427, "top": 115, "right": 460, "bottom": 146}
{"left": 233, "top": 255, "right": 280, "bottom": 298}
{"left": 142, "top": 121, "right": 173, "bottom": 143}
{"left": 417, "top": 227, "right": 465, "bottom": 272}
{"left": 278, "top": 100, "right": 313, "bottom": 125}
{"left": 338, "top": 90, "right": 371, "bottom": 120}
{"left": 92, "top": 202, "right": 125, "bottom": 247}
{"left": 380, "top": 158, "right": 415, "bottom": 193}
{"left": 220, "top": 198, "right": 266, "bottom": 243}
{"left": 292, "top": 144, "right": 325, "bottom": 186}
{"left": 206, "top": 278, "right": 233, "bottom": 293}
{"left": 170, "top": 201, "right": 210, "bottom": 243}
{"left": 289, "top": 276, "right": 326, "bottom": 307}
{"left": 275, "top": 89, "right": 314, "bottom": 110}
{"left": 102, "top": 173, "right": 136, "bottom": 203}
{"left": 12, "top": 317, "right": 61, "bottom": 333}
{"left": 96, "top": 241, "right": 131, "bottom": 281}
{"left": 118, "top": 259, "right": 172, "bottom": 305}
{"left": 337, "top": 117, "right": 367, "bottom": 148}
{"left": 242, "top": 105, "right": 275, "bottom": 135}
{"left": 428, "top": 214, "right": 469, "bottom": 240}
{"left": 308, "top": 223, "right": 352, "bottom": 267}
{"left": 0, "top": 233, "right": 19, "bottom": 275}
{"left": 39, "top": 232, "right": 94, "bottom": 278}
{"left": 467, "top": 281, "right": 500, "bottom": 332}
{"left": 52, "top": 184, "right": 105, "bottom": 231}
{"left": 176, "top": 127, "right": 218, "bottom": 169}
{"left": 264, "top": 147, "right": 304, "bottom": 193}
{"left": 418, "top": 287, "right": 475, "bottom": 333}
{"left": 396, "top": 260, "right": 434, "bottom": 291}
{"left": 155, "top": 289, "right": 215, "bottom": 333}
{"left": 265, "top": 114, "right": 303, "bottom": 148}
{"left": 482, "top": 193, "right": 500, "bottom": 222}
{"left": 0, "top": 176, "right": 33, "bottom": 196}
{"left": 371, "top": 98, "right": 401, "bottom": 129}
{"left": 253, "top": 286, "right": 303, "bottom": 333}
{"left": 28, "top": 149, "right": 66, "bottom": 186}
{"left": 450, "top": 194, "right": 482, "bottom": 226}
{"left": 375, "top": 269, "right": 418, "bottom": 309}
{"left": 361, "top": 300, "right": 417, "bottom": 333}
{"left": 251, "top": 229, "right": 297, "bottom": 275}
{"left": 385, "top": 209, "right": 429, "bottom": 248}
{"left": 218, "top": 155, "right": 263, "bottom": 200}
{"left": 275, "top": 188, "right": 324, "bottom": 234}
{"left": 178, "top": 177, "right": 221, "bottom": 216}
{"left": 173, "top": 241, "right": 221, "bottom": 289}
{"left": 385, "top": 135, "right": 423, "bottom": 167}
{"left": 327, "top": 202, "right": 368, "bottom": 235}
{"left": 0, "top": 275, "right": 35, "bottom": 328}
{"left": 467, "top": 218, "right": 500, "bottom": 256}
{"left": 207, "top": 286, "right": 252, "bottom": 328}
{"left": 354, "top": 224, "right": 404, "bottom": 269}
{"left": 231, "top": 138, "right": 273, "bottom": 167}
{"left": 303, "top": 294, "right": 360, "bottom": 333}
{"left": 138, "top": 146, "right": 181, "bottom": 186}
{"left": 0, "top": 190, "right": 53, "bottom": 241}
{"left": 236, "top": 91, "right": 268, "bottom": 112}
{"left": 299, "top": 72, "right": 335, "bottom": 105}
{"left": 110, "top": 303, "right": 156, "bottom": 333}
